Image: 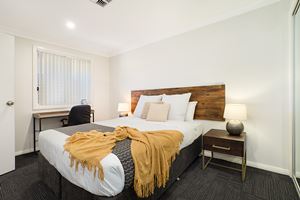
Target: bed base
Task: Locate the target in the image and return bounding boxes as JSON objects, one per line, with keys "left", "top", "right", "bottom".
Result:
{"left": 38, "top": 135, "right": 202, "bottom": 200}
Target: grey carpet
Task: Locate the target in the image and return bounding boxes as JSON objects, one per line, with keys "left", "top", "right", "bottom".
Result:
{"left": 0, "top": 153, "right": 299, "bottom": 200}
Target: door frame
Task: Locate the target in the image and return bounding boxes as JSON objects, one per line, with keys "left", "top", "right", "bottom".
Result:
{"left": 292, "top": 0, "right": 300, "bottom": 197}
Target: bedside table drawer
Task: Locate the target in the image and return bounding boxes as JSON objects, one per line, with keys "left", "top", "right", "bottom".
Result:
{"left": 203, "top": 137, "right": 244, "bottom": 157}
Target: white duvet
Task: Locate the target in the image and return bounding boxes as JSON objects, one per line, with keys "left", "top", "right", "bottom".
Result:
{"left": 39, "top": 117, "right": 203, "bottom": 197}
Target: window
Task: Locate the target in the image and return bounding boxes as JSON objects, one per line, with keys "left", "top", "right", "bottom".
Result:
{"left": 33, "top": 47, "right": 91, "bottom": 110}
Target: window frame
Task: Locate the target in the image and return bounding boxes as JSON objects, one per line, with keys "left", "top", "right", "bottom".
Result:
{"left": 32, "top": 46, "right": 93, "bottom": 111}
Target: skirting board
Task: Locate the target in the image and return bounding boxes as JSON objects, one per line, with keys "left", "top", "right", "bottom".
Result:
{"left": 204, "top": 152, "right": 289, "bottom": 176}
{"left": 15, "top": 148, "right": 39, "bottom": 156}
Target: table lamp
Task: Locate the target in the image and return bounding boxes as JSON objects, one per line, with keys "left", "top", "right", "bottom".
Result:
{"left": 223, "top": 104, "right": 247, "bottom": 136}
{"left": 118, "top": 103, "right": 130, "bottom": 117}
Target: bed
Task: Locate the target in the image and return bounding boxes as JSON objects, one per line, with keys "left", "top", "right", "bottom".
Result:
{"left": 38, "top": 84, "right": 225, "bottom": 200}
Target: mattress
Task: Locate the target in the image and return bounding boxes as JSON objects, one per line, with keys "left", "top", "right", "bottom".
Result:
{"left": 38, "top": 117, "right": 203, "bottom": 197}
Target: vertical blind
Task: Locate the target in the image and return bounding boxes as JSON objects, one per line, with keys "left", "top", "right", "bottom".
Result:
{"left": 37, "top": 49, "right": 91, "bottom": 107}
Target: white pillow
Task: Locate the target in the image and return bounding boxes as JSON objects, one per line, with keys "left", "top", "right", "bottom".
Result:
{"left": 133, "top": 95, "right": 162, "bottom": 118}
{"left": 162, "top": 93, "right": 191, "bottom": 121}
{"left": 185, "top": 101, "right": 198, "bottom": 121}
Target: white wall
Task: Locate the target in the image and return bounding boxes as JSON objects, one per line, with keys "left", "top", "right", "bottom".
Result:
{"left": 110, "top": 2, "right": 291, "bottom": 174}
{"left": 15, "top": 37, "right": 111, "bottom": 155}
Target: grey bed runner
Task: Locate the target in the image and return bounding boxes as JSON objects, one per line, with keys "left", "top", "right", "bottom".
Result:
{"left": 55, "top": 123, "right": 134, "bottom": 189}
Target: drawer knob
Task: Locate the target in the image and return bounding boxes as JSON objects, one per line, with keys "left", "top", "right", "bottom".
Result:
{"left": 212, "top": 145, "right": 231, "bottom": 151}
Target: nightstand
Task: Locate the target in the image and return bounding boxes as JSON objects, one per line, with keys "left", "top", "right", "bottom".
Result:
{"left": 202, "top": 129, "right": 247, "bottom": 181}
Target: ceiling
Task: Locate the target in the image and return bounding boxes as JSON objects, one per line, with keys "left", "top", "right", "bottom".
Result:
{"left": 0, "top": 0, "right": 278, "bottom": 57}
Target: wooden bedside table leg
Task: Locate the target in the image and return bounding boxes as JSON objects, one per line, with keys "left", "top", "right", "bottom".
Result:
{"left": 242, "top": 152, "right": 247, "bottom": 182}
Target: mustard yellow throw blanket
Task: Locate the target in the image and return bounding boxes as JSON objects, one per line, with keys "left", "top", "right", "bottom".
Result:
{"left": 64, "top": 126, "right": 183, "bottom": 198}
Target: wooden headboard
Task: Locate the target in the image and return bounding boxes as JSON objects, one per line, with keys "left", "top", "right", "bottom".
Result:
{"left": 131, "top": 84, "right": 225, "bottom": 121}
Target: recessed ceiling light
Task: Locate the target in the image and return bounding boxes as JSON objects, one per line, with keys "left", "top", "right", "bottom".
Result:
{"left": 66, "top": 21, "right": 76, "bottom": 29}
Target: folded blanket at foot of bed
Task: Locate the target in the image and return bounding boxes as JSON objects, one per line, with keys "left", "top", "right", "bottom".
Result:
{"left": 64, "top": 126, "right": 183, "bottom": 198}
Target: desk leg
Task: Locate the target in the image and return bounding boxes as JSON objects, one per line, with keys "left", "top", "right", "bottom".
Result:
{"left": 35, "top": 118, "right": 42, "bottom": 153}
{"left": 33, "top": 118, "right": 36, "bottom": 153}
{"left": 92, "top": 113, "right": 95, "bottom": 122}
{"left": 39, "top": 118, "right": 42, "bottom": 132}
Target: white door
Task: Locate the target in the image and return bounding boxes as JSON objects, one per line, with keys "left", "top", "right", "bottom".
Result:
{"left": 0, "top": 33, "right": 15, "bottom": 175}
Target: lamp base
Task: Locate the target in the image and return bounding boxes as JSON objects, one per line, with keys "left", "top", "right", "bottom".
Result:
{"left": 226, "top": 120, "right": 244, "bottom": 136}
{"left": 119, "top": 113, "right": 128, "bottom": 118}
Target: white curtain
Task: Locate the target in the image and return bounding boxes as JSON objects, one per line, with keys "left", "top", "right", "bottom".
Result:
{"left": 37, "top": 49, "right": 91, "bottom": 106}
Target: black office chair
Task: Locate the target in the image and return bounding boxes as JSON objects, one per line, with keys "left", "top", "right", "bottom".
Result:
{"left": 61, "top": 105, "right": 91, "bottom": 127}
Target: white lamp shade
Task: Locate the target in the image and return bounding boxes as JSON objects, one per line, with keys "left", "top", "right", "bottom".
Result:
{"left": 223, "top": 104, "right": 247, "bottom": 121}
{"left": 118, "top": 103, "right": 130, "bottom": 112}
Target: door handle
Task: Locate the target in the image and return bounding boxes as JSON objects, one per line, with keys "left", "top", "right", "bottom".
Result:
{"left": 6, "top": 101, "right": 14, "bottom": 106}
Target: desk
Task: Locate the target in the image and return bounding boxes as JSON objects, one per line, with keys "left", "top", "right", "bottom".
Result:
{"left": 32, "top": 110, "right": 95, "bottom": 152}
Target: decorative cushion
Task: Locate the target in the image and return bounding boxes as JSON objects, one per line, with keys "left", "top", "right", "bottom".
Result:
{"left": 141, "top": 102, "right": 163, "bottom": 119}
{"left": 146, "top": 103, "right": 170, "bottom": 122}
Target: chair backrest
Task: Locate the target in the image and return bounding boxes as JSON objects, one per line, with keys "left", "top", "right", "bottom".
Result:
{"left": 68, "top": 105, "right": 91, "bottom": 126}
